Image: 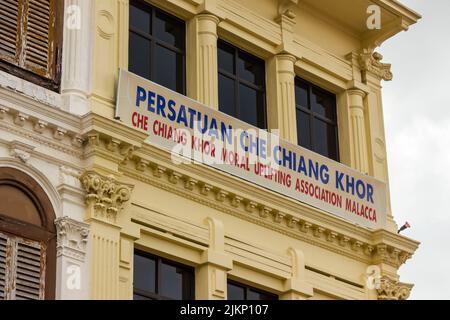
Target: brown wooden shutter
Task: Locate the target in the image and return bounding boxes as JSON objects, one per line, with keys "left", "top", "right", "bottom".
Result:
{"left": 0, "top": 0, "right": 21, "bottom": 65}
{"left": 0, "top": 0, "right": 57, "bottom": 80}
{"left": 0, "top": 233, "right": 7, "bottom": 299}
{"left": 0, "top": 231, "right": 46, "bottom": 300}
{"left": 23, "top": 0, "right": 55, "bottom": 79}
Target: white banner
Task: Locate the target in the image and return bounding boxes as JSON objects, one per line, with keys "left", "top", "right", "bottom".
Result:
{"left": 116, "top": 69, "right": 387, "bottom": 229}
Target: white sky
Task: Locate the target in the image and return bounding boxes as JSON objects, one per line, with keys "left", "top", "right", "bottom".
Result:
{"left": 380, "top": 0, "right": 450, "bottom": 300}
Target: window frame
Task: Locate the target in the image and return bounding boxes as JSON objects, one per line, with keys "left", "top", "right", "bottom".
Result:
{"left": 133, "top": 250, "right": 195, "bottom": 300}
{"left": 128, "top": 0, "right": 186, "bottom": 94}
{"left": 217, "top": 40, "right": 267, "bottom": 129}
{"left": 227, "top": 280, "right": 278, "bottom": 300}
{"left": 0, "top": 0, "right": 64, "bottom": 92}
{"left": 0, "top": 167, "right": 57, "bottom": 300}
{"left": 295, "top": 77, "right": 340, "bottom": 161}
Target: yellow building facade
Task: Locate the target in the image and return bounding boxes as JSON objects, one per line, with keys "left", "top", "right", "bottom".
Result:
{"left": 0, "top": 0, "right": 421, "bottom": 300}
{"left": 79, "top": 0, "right": 421, "bottom": 300}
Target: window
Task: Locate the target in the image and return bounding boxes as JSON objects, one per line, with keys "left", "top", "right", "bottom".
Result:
{"left": 129, "top": 0, "right": 185, "bottom": 94}
{"left": 0, "top": 0, "right": 62, "bottom": 91}
{"left": 295, "top": 78, "right": 339, "bottom": 161}
{"left": 218, "top": 40, "right": 267, "bottom": 129}
{"left": 227, "top": 280, "right": 278, "bottom": 300}
{"left": 0, "top": 232, "right": 46, "bottom": 300}
{"left": 133, "top": 250, "right": 195, "bottom": 300}
{"left": 0, "top": 168, "right": 57, "bottom": 300}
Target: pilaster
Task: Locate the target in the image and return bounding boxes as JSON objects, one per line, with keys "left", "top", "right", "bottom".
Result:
{"left": 55, "top": 217, "right": 90, "bottom": 300}
{"left": 347, "top": 88, "right": 369, "bottom": 174}
{"left": 61, "top": 0, "right": 93, "bottom": 115}
{"left": 267, "top": 54, "right": 297, "bottom": 143}
{"left": 80, "top": 170, "right": 134, "bottom": 299}
{"left": 187, "top": 13, "right": 221, "bottom": 110}
{"left": 196, "top": 217, "right": 233, "bottom": 300}
{"left": 280, "top": 248, "right": 313, "bottom": 300}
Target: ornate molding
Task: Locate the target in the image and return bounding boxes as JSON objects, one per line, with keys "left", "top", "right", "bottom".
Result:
{"left": 0, "top": 106, "right": 84, "bottom": 158}
{"left": 55, "top": 217, "right": 90, "bottom": 261}
{"left": 83, "top": 130, "right": 418, "bottom": 268}
{"left": 358, "top": 50, "right": 393, "bottom": 82}
{"left": 278, "top": 0, "right": 298, "bottom": 19}
{"left": 377, "top": 276, "right": 413, "bottom": 300}
{"left": 59, "top": 165, "right": 82, "bottom": 188}
{"left": 9, "top": 140, "right": 35, "bottom": 163}
{"left": 80, "top": 170, "right": 133, "bottom": 224}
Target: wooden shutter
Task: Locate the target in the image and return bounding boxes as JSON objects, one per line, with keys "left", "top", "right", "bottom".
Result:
{"left": 0, "top": 0, "right": 21, "bottom": 65}
{"left": 0, "top": 231, "right": 46, "bottom": 300}
{"left": 23, "top": 0, "right": 55, "bottom": 79}
{"left": 0, "top": 0, "right": 57, "bottom": 80}
{"left": 0, "top": 233, "right": 7, "bottom": 299}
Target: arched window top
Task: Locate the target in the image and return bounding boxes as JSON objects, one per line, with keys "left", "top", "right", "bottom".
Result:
{"left": 0, "top": 167, "right": 56, "bottom": 234}
{"left": 0, "top": 184, "right": 42, "bottom": 226}
{"left": 0, "top": 167, "right": 56, "bottom": 299}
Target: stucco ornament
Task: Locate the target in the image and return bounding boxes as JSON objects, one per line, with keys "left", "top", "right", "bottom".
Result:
{"left": 377, "top": 276, "right": 413, "bottom": 300}
{"left": 80, "top": 171, "right": 133, "bottom": 223}
{"left": 359, "top": 50, "right": 393, "bottom": 82}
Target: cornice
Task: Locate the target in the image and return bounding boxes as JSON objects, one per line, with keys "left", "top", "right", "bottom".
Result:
{"left": 373, "top": 0, "right": 422, "bottom": 25}
{"left": 0, "top": 86, "right": 82, "bottom": 131}
{"left": 82, "top": 115, "right": 419, "bottom": 269}
{"left": 0, "top": 102, "right": 84, "bottom": 158}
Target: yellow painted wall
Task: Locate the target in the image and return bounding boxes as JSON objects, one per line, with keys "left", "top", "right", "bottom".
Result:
{"left": 82, "top": 0, "right": 421, "bottom": 300}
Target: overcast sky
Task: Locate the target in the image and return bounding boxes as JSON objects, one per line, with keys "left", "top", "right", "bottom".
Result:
{"left": 379, "top": 0, "right": 450, "bottom": 300}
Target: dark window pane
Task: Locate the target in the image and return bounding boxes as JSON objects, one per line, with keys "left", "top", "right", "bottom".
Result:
{"left": 297, "top": 109, "right": 311, "bottom": 148}
{"left": 155, "top": 45, "right": 183, "bottom": 93}
{"left": 133, "top": 294, "right": 151, "bottom": 300}
{"left": 159, "top": 261, "right": 183, "bottom": 300}
{"left": 130, "top": 2, "right": 151, "bottom": 34}
{"left": 239, "top": 84, "right": 259, "bottom": 127}
{"left": 312, "top": 88, "right": 335, "bottom": 120}
{"left": 218, "top": 74, "right": 236, "bottom": 117}
{"left": 154, "top": 11, "right": 184, "bottom": 48}
{"left": 218, "top": 42, "right": 235, "bottom": 74}
{"left": 247, "top": 289, "right": 277, "bottom": 300}
{"left": 295, "top": 79, "right": 309, "bottom": 109}
{"left": 313, "top": 119, "right": 337, "bottom": 159}
{"left": 129, "top": 32, "right": 151, "bottom": 80}
{"left": 237, "top": 52, "right": 264, "bottom": 86}
{"left": 133, "top": 253, "right": 156, "bottom": 293}
{"left": 227, "top": 283, "right": 245, "bottom": 300}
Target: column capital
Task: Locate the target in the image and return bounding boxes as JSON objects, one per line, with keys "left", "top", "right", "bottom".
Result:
{"left": 347, "top": 88, "right": 367, "bottom": 99}
{"left": 275, "top": 53, "right": 297, "bottom": 63}
{"left": 80, "top": 170, "right": 134, "bottom": 224}
{"left": 195, "top": 12, "right": 221, "bottom": 25}
{"left": 377, "top": 276, "right": 413, "bottom": 300}
{"left": 55, "top": 216, "right": 90, "bottom": 262}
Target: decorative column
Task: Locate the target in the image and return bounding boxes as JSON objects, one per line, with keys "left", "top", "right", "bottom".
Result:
{"left": 350, "top": 49, "right": 397, "bottom": 232}
{"left": 280, "top": 248, "right": 313, "bottom": 300}
{"left": 347, "top": 89, "right": 369, "bottom": 174}
{"left": 196, "top": 217, "right": 233, "bottom": 300}
{"left": 187, "top": 14, "right": 220, "bottom": 109}
{"left": 55, "top": 217, "right": 90, "bottom": 300}
{"left": 80, "top": 170, "right": 133, "bottom": 299}
{"left": 61, "top": 0, "right": 93, "bottom": 115}
{"left": 267, "top": 54, "right": 298, "bottom": 143}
